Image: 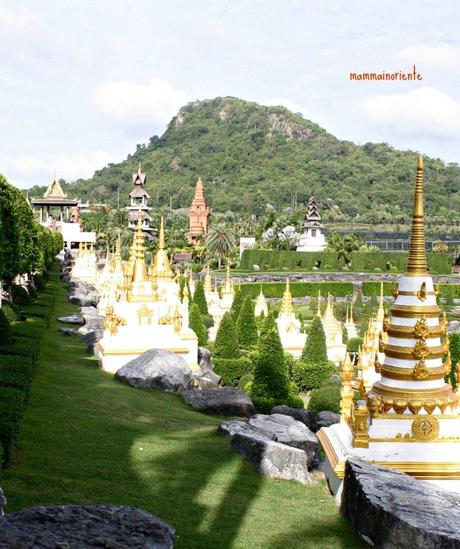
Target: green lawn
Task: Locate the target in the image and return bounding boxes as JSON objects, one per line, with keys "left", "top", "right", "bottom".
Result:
{"left": 0, "top": 282, "right": 363, "bottom": 548}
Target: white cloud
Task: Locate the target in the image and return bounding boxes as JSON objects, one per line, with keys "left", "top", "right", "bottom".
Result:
{"left": 93, "top": 78, "right": 189, "bottom": 127}
{"left": 0, "top": 150, "right": 116, "bottom": 188}
{"left": 362, "top": 86, "right": 460, "bottom": 140}
{"left": 398, "top": 43, "right": 460, "bottom": 70}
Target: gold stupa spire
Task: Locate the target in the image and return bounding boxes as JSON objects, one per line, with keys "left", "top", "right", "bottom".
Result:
{"left": 204, "top": 264, "right": 212, "bottom": 293}
{"left": 150, "top": 216, "right": 174, "bottom": 280}
{"left": 280, "top": 278, "right": 294, "bottom": 315}
{"left": 132, "top": 210, "right": 148, "bottom": 282}
{"left": 376, "top": 282, "right": 385, "bottom": 322}
{"left": 407, "top": 155, "right": 428, "bottom": 276}
{"left": 222, "top": 260, "right": 234, "bottom": 294}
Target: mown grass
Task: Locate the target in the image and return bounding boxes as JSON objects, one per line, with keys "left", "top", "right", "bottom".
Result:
{"left": 0, "top": 281, "right": 363, "bottom": 548}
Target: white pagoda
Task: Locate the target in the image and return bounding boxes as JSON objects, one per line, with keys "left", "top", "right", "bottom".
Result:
{"left": 297, "top": 196, "right": 326, "bottom": 252}
{"left": 318, "top": 156, "right": 460, "bottom": 495}
{"left": 276, "top": 279, "right": 306, "bottom": 358}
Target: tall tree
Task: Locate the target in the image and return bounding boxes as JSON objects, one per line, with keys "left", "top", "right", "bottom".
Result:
{"left": 213, "top": 312, "right": 239, "bottom": 358}
{"left": 205, "top": 226, "right": 235, "bottom": 269}
{"left": 188, "top": 303, "right": 208, "bottom": 346}
{"left": 236, "top": 296, "right": 258, "bottom": 349}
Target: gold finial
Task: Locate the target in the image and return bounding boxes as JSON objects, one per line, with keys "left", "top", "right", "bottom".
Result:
{"left": 280, "top": 277, "right": 294, "bottom": 315}
{"left": 407, "top": 155, "right": 428, "bottom": 275}
{"left": 223, "top": 259, "right": 234, "bottom": 294}
{"left": 204, "top": 264, "right": 212, "bottom": 293}
{"left": 131, "top": 210, "right": 148, "bottom": 282}
{"left": 158, "top": 216, "right": 165, "bottom": 250}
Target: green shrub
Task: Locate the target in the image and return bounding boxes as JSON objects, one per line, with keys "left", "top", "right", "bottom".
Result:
{"left": 11, "top": 323, "right": 44, "bottom": 340}
{"left": 308, "top": 381, "right": 341, "bottom": 414}
{"left": 448, "top": 333, "right": 460, "bottom": 389}
{"left": 188, "top": 303, "right": 208, "bottom": 346}
{"left": 236, "top": 296, "right": 258, "bottom": 349}
{"left": 214, "top": 357, "right": 252, "bottom": 386}
{"left": 250, "top": 327, "right": 301, "bottom": 413}
{"left": 230, "top": 288, "right": 245, "bottom": 319}
{"left": 1, "top": 302, "right": 19, "bottom": 323}
{"left": 201, "top": 314, "right": 214, "bottom": 329}
{"left": 0, "top": 309, "right": 13, "bottom": 345}
{"left": 11, "top": 285, "right": 32, "bottom": 306}
{"left": 213, "top": 312, "right": 240, "bottom": 359}
{"left": 0, "top": 386, "right": 27, "bottom": 467}
{"left": 292, "top": 360, "right": 336, "bottom": 391}
{"left": 259, "top": 313, "right": 278, "bottom": 338}
{"left": 239, "top": 281, "right": 353, "bottom": 299}
{"left": 192, "top": 281, "right": 209, "bottom": 315}
{"left": 238, "top": 372, "right": 254, "bottom": 390}
{"left": 0, "top": 357, "right": 34, "bottom": 398}
{"left": 0, "top": 341, "right": 39, "bottom": 365}
{"left": 33, "top": 273, "right": 46, "bottom": 290}
{"left": 301, "top": 317, "right": 328, "bottom": 363}
{"left": 28, "top": 285, "right": 37, "bottom": 299}
{"left": 347, "top": 337, "right": 363, "bottom": 353}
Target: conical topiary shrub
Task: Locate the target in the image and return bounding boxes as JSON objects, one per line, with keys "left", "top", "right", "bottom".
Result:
{"left": 192, "top": 281, "right": 209, "bottom": 315}
{"left": 250, "top": 327, "right": 292, "bottom": 413}
{"left": 189, "top": 302, "right": 208, "bottom": 346}
{"left": 230, "top": 288, "right": 245, "bottom": 320}
{"left": 213, "top": 312, "right": 239, "bottom": 359}
{"left": 301, "top": 316, "right": 328, "bottom": 364}
{"left": 236, "top": 296, "right": 258, "bottom": 349}
{"left": 259, "top": 312, "right": 278, "bottom": 338}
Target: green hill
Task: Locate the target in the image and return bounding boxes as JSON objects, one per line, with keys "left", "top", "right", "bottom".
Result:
{"left": 28, "top": 97, "right": 460, "bottom": 223}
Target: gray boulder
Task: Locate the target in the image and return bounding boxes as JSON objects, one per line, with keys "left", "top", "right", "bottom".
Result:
{"left": 80, "top": 329, "right": 103, "bottom": 352}
{"left": 0, "top": 487, "right": 5, "bottom": 517}
{"left": 0, "top": 504, "right": 175, "bottom": 548}
{"left": 57, "top": 314, "right": 85, "bottom": 325}
{"left": 183, "top": 387, "right": 255, "bottom": 417}
{"left": 271, "top": 405, "right": 317, "bottom": 432}
{"left": 116, "top": 349, "right": 193, "bottom": 393}
{"left": 230, "top": 433, "right": 313, "bottom": 484}
{"left": 218, "top": 419, "right": 276, "bottom": 440}
{"left": 317, "top": 410, "right": 340, "bottom": 429}
{"left": 198, "top": 347, "right": 215, "bottom": 372}
{"left": 189, "top": 370, "right": 221, "bottom": 390}
{"left": 248, "top": 414, "right": 319, "bottom": 468}
{"left": 69, "top": 293, "right": 99, "bottom": 307}
{"left": 342, "top": 458, "right": 460, "bottom": 548}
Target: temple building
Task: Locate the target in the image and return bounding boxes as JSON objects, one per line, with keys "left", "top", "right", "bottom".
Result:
{"left": 318, "top": 156, "right": 460, "bottom": 495}
{"left": 296, "top": 196, "right": 326, "bottom": 252}
{"left": 30, "top": 175, "right": 95, "bottom": 249}
{"left": 255, "top": 286, "right": 269, "bottom": 317}
{"left": 127, "top": 164, "right": 154, "bottom": 237}
{"left": 320, "top": 293, "right": 347, "bottom": 364}
{"left": 188, "top": 177, "right": 210, "bottom": 244}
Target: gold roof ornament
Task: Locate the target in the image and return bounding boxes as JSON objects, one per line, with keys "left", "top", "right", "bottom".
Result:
{"left": 222, "top": 260, "right": 234, "bottom": 294}
{"left": 407, "top": 155, "right": 428, "bottom": 276}
{"left": 113, "top": 236, "right": 123, "bottom": 274}
{"left": 43, "top": 173, "right": 67, "bottom": 199}
{"left": 150, "top": 216, "right": 174, "bottom": 280}
{"left": 376, "top": 282, "right": 385, "bottom": 322}
{"left": 204, "top": 265, "right": 212, "bottom": 293}
{"left": 132, "top": 210, "right": 148, "bottom": 282}
{"left": 280, "top": 278, "right": 294, "bottom": 315}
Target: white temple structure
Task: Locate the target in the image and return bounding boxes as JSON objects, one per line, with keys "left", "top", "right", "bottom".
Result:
{"left": 254, "top": 286, "right": 269, "bottom": 317}
{"left": 318, "top": 156, "right": 460, "bottom": 495}
{"left": 275, "top": 279, "right": 306, "bottom": 358}
{"left": 320, "top": 293, "right": 347, "bottom": 365}
{"left": 297, "top": 196, "right": 326, "bottom": 252}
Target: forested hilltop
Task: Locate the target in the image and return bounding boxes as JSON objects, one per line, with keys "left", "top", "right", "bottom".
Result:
{"left": 28, "top": 97, "right": 460, "bottom": 225}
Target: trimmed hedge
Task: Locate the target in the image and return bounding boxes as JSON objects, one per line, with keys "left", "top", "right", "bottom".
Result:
{"left": 11, "top": 285, "right": 32, "bottom": 306}
{"left": 240, "top": 282, "right": 353, "bottom": 299}
{"left": 308, "top": 381, "right": 341, "bottom": 414}
{"left": 0, "top": 309, "right": 12, "bottom": 345}
{"left": 214, "top": 357, "right": 252, "bottom": 386}
{"left": 11, "top": 323, "right": 45, "bottom": 340}
{"left": 292, "top": 360, "right": 336, "bottom": 391}
{"left": 240, "top": 249, "right": 451, "bottom": 274}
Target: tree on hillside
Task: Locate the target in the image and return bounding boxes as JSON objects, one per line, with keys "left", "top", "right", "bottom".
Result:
{"left": 213, "top": 312, "right": 239, "bottom": 359}
{"left": 236, "top": 296, "right": 258, "bottom": 349}
{"left": 189, "top": 303, "right": 208, "bottom": 346}
{"left": 205, "top": 226, "right": 235, "bottom": 269}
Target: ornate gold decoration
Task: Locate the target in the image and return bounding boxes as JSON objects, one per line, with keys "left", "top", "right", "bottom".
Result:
{"left": 137, "top": 304, "right": 153, "bottom": 325}
{"left": 391, "top": 281, "right": 399, "bottom": 298}
{"left": 413, "top": 359, "right": 429, "bottom": 380}
{"left": 390, "top": 305, "right": 440, "bottom": 318}
{"left": 407, "top": 155, "right": 428, "bottom": 276}
{"left": 368, "top": 396, "right": 383, "bottom": 418}
{"left": 387, "top": 323, "right": 443, "bottom": 338}
{"left": 150, "top": 217, "right": 174, "bottom": 280}
{"left": 379, "top": 363, "right": 445, "bottom": 381}
{"left": 412, "top": 340, "right": 430, "bottom": 360}
{"left": 413, "top": 316, "right": 429, "bottom": 340}
{"left": 279, "top": 278, "right": 294, "bottom": 315}
{"left": 103, "top": 306, "right": 127, "bottom": 335}
{"left": 352, "top": 402, "right": 370, "bottom": 448}
{"left": 203, "top": 264, "right": 212, "bottom": 294}
{"left": 434, "top": 283, "right": 440, "bottom": 297}
{"left": 159, "top": 315, "right": 172, "bottom": 325}
{"left": 411, "top": 415, "right": 439, "bottom": 441}
{"left": 339, "top": 354, "right": 354, "bottom": 421}
{"left": 417, "top": 281, "right": 427, "bottom": 302}
{"left": 444, "top": 351, "right": 452, "bottom": 377}
{"left": 173, "top": 306, "right": 182, "bottom": 334}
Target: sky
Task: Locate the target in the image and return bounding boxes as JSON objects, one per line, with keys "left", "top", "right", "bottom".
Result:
{"left": 2, "top": 0, "right": 460, "bottom": 189}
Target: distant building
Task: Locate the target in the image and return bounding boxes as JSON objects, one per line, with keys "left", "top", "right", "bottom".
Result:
{"left": 296, "top": 196, "right": 326, "bottom": 252}
{"left": 29, "top": 175, "right": 95, "bottom": 248}
{"left": 127, "top": 164, "right": 154, "bottom": 238}
{"left": 188, "top": 177, "right": 210, "bottom": 244}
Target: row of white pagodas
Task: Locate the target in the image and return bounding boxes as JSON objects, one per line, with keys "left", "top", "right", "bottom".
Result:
{"left": 318, "top": 156, "right": 460, "bottom": 495}
{"left": 93, "top": 213, "right": 199, "bottom": 373}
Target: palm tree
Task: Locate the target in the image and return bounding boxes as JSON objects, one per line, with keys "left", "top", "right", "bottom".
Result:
{"left": 205, "top": 226, "right": 236, "bottom": 269}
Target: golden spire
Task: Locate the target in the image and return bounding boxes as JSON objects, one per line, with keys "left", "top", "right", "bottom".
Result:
{"left": 376, "top": 282, "right": 385, "bottom": 321}
{"left": 204, "top": 264, "right": 212, "bottom": 293}
{"left": 407, "top": 155, "right": 428, "bottom": 276}
{"left": 150, "top": 216, "right": 174, "bottom": 279}
{"left": 132, "top": 209, "right": 148, "bottom": 282}
{"left": 223, "top": 260, "right": 234, "bottom": 294}
{"left": 280, "top": 278, "right": 294, "bottom": 315}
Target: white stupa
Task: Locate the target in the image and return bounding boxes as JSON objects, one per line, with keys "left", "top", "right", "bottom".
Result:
{"left": 297, "top": 196, "right": 326, "bottom": 252}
